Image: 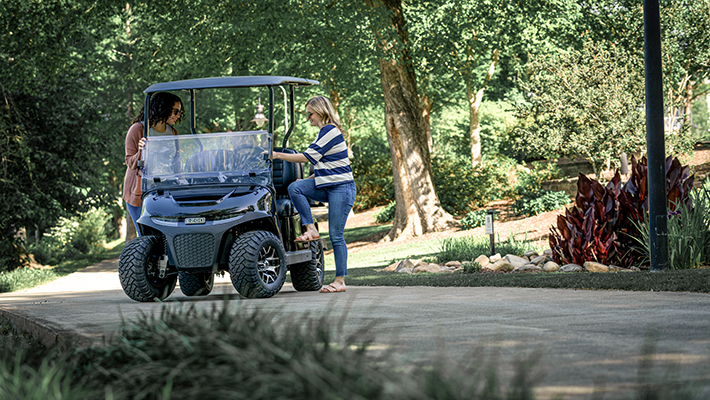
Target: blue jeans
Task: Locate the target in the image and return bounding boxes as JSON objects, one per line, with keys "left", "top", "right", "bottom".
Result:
{"left": 288, "top": 180, "right": 356, "bottom": 277}
{"left": 126, "top": 203, "right": 142, "bottom": 237}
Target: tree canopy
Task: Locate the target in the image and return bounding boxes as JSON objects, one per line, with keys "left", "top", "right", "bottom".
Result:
{"left": 2, "top": 0, "right": 709, "bottom": 270}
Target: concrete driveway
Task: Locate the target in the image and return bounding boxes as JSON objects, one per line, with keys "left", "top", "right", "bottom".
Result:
{"left": 1, "top": 257, "right": 710, "bottom": 400}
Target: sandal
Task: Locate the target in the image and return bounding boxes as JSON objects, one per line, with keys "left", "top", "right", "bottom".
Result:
{"left": 320, "top": 283, "right": 346, "bottom": 293}
{"left": 295, "top": 232, "right": 320, "bottom": 243}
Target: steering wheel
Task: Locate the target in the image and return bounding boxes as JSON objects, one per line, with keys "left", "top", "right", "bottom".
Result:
{"left": 233, "top": 145, "right": 268, "bottom": 169}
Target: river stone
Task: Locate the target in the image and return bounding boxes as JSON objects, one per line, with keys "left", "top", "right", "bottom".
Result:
{"left": 489, "top": 260, "right": 514, "bottom": 272}
{"left": 524, "top": 250, "right": 539, "bottom": 259}
{"left": 445, "top": 261, "right": 462, "bottom": 268}
{"left": 505, "top": 254, "right": 529, "bottom": 268}
{"left": 584, "top": 261, "right": 609, "bottom": 272}
{"left": 543, "top": 249, "right": 553, "bottom": 258}
{"left": 530, "top": 255, "right": 548, "bottom": 265}
{"left": 474, "top": 254, "right": 490, "bottom": 267}
{"left": 414, "top": 263, "right": 443, "bottom": 273}
{"left": 514, "top": 263, "right": 542, "bottom": 272}
{"left": 543, "top": 261, "right": 560, "bottom": 272}
{"left": 395, "top": 259, "right": 416, "bottom": 273}
{"left": 489, "top": 253, "right": 502, "bottom": 262}
{"left": 559, "top": 263, "right": 584, "bottom": 272}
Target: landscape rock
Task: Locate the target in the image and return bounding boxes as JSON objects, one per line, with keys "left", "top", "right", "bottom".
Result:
{"left": 445, "top": 261, "right": 462, "bottom": 268}
{"left": 395, "top": 259, "right": 416, "bottom": 273}
{"left": 584, "top": 261, "right": 610, "bottom": 272}
{"left": 530, "top": 255, "right": 548, "bottom": 265}
{"left": 524, "top": 250, "right": 539, "bottom": 259}
{"left": 505, "top": 254, "right": 529, "bottom": 268}
{"left": 543, "top": 249, "right": 553, "bottom": 258}
{"left": 414, "top": 263, "right": 443, "bottom": 273}
{"left": 488, "top": 260, "right": 514, "bottom": 272}
{"left": 397, "top": 267, "right": 413, "bottom": 274}
{"left": 559, "top": 263, "right": 584, "bottom": 272}
{"left": 489, "top": 253, "right": 502, "bottom": 262}
{"left": 514, "top": 263, "right": 543, "bottom": 272}
{"left": 543, "top": 261, "right": 560, "bottom": 272}
{"left": 474, "top": 254, "right": 490, "bottom": 267}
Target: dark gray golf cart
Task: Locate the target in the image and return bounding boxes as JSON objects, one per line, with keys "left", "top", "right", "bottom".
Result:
{"left": 118, "top": 76, "right": 325, "bottom": 301}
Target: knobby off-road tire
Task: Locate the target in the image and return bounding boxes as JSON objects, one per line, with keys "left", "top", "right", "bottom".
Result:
{"left": 229, "top": 231, "right": 286, "bottom": 298}
{"left": 178, "top": 272, "right": 215, "bottom": 296}
{"left": 290, "top": 240, "right": 324, "bottom": 291}
{"left": 119, "top": 236, "right": 177, "bottom": 302}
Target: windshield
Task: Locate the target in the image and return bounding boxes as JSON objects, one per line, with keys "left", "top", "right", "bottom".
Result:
{"left": 142, "top": 131, "right": 271, "bottom": 192}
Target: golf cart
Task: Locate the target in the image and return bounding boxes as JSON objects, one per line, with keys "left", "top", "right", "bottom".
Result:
{"left": 118, "top": 76, "right": 325, "bottom": 301}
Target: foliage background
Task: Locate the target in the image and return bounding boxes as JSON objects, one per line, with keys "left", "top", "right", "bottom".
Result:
{"left": 1, "top": 0, "right": 708, "bottom": 271}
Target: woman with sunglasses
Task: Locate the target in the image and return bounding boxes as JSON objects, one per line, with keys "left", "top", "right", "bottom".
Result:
{"left": 122, "top": 92, "right": 184, "bottom": 236}
{"left": 272, "top": 96, "right": 356, "bottom": 293}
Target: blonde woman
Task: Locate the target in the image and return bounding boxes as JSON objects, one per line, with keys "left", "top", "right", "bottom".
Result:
{"left": 272, "top": 96, "right": 356, "bottom": 293}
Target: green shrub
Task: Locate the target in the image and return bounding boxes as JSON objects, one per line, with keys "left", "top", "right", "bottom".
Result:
{"left": 374, "top": 201, "right": 396, "bottom": 223}
{"left": 30, "top": 207, "right": 109, "bottom": 265}
{"left": 460, "top": 210, "right": 496, "bottom": 230}
{"left": 432, "top": 155, "right": 515, "bottom": 215}
{"left": 513, "top": 190, "right": 571, "bottom": 217}
{"left": 351, "top": 134, "right": 394, "bottom": 211}
{"left": 515, "top": 161, "right": 563, "bottom": 193}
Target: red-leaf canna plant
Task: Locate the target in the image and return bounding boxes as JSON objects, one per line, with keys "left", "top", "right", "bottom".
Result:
{"left": 549, "top": 156, "right": 694, "bottom": 267}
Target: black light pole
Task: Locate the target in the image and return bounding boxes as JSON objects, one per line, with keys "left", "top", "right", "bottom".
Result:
{"left": 644, "top": 0, "right": 669, "bottom": 270}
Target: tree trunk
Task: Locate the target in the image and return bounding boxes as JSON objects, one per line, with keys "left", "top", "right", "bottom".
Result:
{"left": 375, "top": 0, "right": 455, "bottom": 241}
{"left": 468, "top": 49, "right": 500, "bottom": 167}
{"left": 421, "top": 94, "right": 433, "bottom": 153}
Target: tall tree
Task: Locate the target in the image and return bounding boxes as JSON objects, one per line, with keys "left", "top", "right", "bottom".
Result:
{"left": 0, "top": 0, "right": 118, "bottom": 270}
{"left": 367, "top": 0, "right": 455, "bottom": 240}
{"left": 408, "top": 0, "right": 582, "bottom": 166}
{"left": 579, "top": 0, "right": 710, "bottom": 135}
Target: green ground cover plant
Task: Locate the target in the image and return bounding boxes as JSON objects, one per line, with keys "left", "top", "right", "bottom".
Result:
{"left": 0, "top": 239, "right": 124, "bottom": 293}
{"left": 2, "top": 304, "right": 542, "bottom": 400}
{"left": 2, "top": 304, "right": 707, "bottom": 399}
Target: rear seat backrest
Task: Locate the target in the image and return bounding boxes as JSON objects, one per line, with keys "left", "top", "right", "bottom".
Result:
{"left": 272, "top": 148, "right": 303, "bottom": 195}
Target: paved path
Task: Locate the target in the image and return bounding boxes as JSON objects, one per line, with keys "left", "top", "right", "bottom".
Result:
{"left": 1, "top": 258, "right": 710, "bottom": 399}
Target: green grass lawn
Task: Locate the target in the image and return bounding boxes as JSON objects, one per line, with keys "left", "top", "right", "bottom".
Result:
{"left": 4, "top": 223, "right": 710, "bottom": 294}
{"left": 318, "top": 224, "right": 710, "bottom": 293}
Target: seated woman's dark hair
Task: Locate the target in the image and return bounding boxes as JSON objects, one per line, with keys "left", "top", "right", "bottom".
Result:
{"left": 132, "top": 92, "right": 185, "bottom": 126}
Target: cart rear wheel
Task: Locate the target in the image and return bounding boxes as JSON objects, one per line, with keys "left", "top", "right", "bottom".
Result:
{"left": 178, "top": 272, "right": 215, "bottom": 296}
{"left": 290, "top": 240, "right": 324, "bottom": 291}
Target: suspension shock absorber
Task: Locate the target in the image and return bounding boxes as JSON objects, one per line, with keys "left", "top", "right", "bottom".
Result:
{"left": 158, "top": 234, "right": 169, "bottom": 279}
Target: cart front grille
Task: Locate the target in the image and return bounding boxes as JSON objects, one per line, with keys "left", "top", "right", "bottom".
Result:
{"left": 174, "top": 233, "right": 215, "bottom": 268}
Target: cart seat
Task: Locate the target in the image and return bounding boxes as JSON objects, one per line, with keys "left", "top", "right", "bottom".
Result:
{"left": 272, "top": 148, "right": 303, "bottom": 195}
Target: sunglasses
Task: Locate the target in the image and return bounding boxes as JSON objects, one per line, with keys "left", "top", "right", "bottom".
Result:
{"left": 172, "top": 108, "right": 181, "bottom": 116}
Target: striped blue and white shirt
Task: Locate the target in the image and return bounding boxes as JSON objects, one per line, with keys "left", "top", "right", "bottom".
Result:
{"left": 303, "top": 124, "right": 354, "bottom": 188}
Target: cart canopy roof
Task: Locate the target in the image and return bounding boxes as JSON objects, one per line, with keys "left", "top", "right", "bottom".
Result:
{"left": 144, "top": 76, "right": 319, "bottom": 93}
